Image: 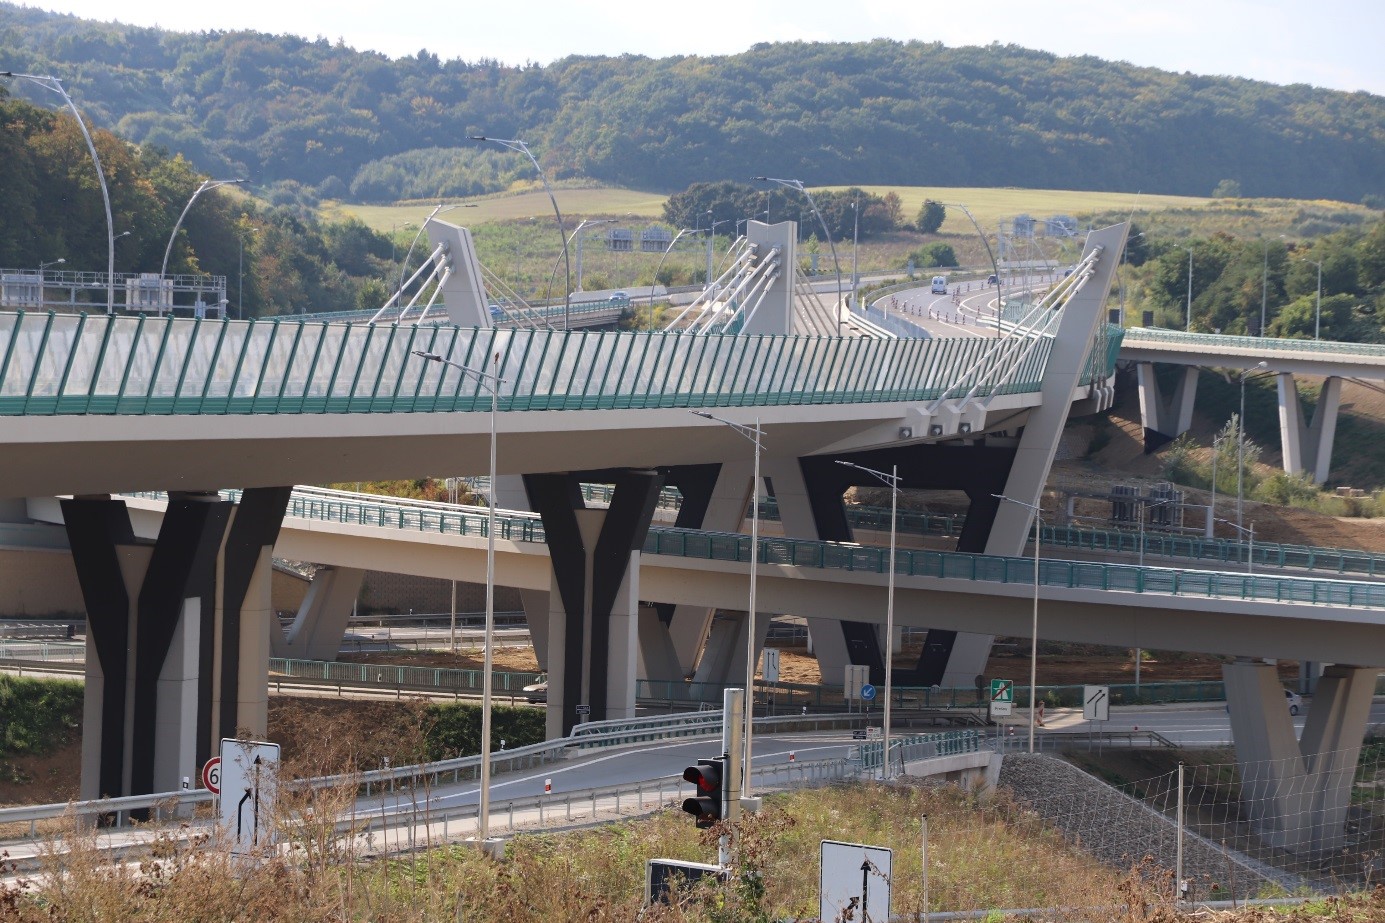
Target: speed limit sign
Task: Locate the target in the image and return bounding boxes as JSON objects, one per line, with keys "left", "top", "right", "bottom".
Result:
{"left": 201, "top": 756, "right": 221, "bottom": 794}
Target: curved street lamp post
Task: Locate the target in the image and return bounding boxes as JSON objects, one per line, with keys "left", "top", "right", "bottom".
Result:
{"left": 161, "top": 178, "right": 246, "bottom": 298}
{"left": 471, "top": 136, "right": 570, "bottom": 327}
{"left": 689, "top": 411, "right": 763, "bottom": 797}
{"left": 3, "top": 71, "right": 116, "bottom": 313}
{"left": 836, "top": 460, "right": 899, "bottom": 778}
{"left": 412, "top": 348, "right": 504, "bottom": 846}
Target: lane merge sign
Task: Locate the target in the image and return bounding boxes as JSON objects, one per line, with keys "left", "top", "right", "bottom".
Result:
{"left": 989, "top": 679, "right": 1013, "bottom": 717}
{"left": 1083, "top": 685, "right": 1110, "bottom": 722}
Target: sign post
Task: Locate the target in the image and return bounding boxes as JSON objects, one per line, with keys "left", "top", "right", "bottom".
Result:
{"left": 821, "top": 840, "right": 892, "bottom": 923}
{"left": 218, "top": 738, "right": 280, "bottom": 857}
{"left": 1083, "top": 685, "right": 1110, "bottom": 752}
{"left": 844, "top": 665, "right": 869, "bottom": 714}
{"left": 989, "top": 678, "right": 1014, "bottom": 717}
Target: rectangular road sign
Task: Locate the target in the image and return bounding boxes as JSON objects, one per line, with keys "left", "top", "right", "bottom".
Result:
{"left": 821, "top": 840, "right": 892, "bottom": 923}
{"left": 762, "top": 648, "right": 780, "bottom": 684}
{"left": 990, "top": 679, "right": 1014, "bottom": 703}
{"left": 1083, "top": 685, "right": 1110, "bottom": 721}
{"left": 990, "top": 700, "right": 1013, "bottom": 717}
{"left": 844, "top": 665, "right": 869, "bottom": 701}
{"left": 218, "top": 738, "right": 280, "bottom": 857}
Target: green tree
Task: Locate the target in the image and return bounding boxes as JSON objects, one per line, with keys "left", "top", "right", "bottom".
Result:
{"left": 912, "top": 242, "right": 956, "bottom": 268}
{"left": 916, "top": 199, "right": 946, "bottom": 234}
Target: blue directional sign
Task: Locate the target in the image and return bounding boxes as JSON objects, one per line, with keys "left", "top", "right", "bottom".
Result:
{"left": 860, "top": 683, "right": 877, "bottom": 702}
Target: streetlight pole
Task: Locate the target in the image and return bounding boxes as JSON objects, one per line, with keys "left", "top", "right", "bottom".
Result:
{"left": 470, "top": 136, "right": 570, "bottom": 328}
{"left": 944, "top": 203, "right": 1003, "bottom": 337}
{"left": 413, "top": 348, "right": 504, "bottom": 844}
{"left": 1238, "top": 361, "right": 1269, "bottom": 536}
{"left": 1118, "top": 232, "right": 1144, "bottom": 328}
{"left": 851, "top": 199, "right": 860, "bottom": 310}
{"left": 837, "top": 460, "right": 899, "bottom": 778}
{"left": 161, "top": 178, "right": 245, "bottom": 285}
{"left": 238, "top": 227, "right": 259, "bottom": 320}
{"left": 992, "top": 493, "right": 1042, "bottom": 753}
{"left": 1301, "top": 258, "right": 1324, "bottom": 340}
{"left": 689, "top": 411, "right": 763, "bottom": 796}
{"left": 752, "top": 176, "right": 844, "bottom": 335}
{"left": 648, "top": 228, "right": 694, "bottom": 331}
{"left": 704, "top": 218, "right": 728, "bottom": 293}
{"left": 1184, "top": 247, "right": 1195, "bottom": 332}
{"left": 1260, "top": 236, "right": 1283, "bottom": 336}
{"left": 570, "top": 218, "right": 614, "bottom": 292}
{"left": 4, "top": 72, "right": 116, "bottom": 313}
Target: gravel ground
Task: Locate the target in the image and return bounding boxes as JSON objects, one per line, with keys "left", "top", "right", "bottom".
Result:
{"left": 998, "top": 753, "right": 1308, "bottom": 900}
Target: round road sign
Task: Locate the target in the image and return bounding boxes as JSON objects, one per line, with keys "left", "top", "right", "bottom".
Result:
{"left": 860, "top": 683, "right": 877, "bottom": 701}
{"left": 201, "top": 756, "right": 221, "bottom": 794}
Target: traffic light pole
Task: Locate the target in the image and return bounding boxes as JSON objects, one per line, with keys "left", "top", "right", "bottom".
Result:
{"left": 721, "top": 687, "right": 744, "bottom": 865}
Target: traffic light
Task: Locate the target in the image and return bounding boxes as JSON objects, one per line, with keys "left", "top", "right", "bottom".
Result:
{"left": 681, "top": 757, "right": 724, "bottom": 828}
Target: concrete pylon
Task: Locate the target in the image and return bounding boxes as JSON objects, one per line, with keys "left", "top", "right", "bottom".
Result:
{"left": 271, "top": 565, "right": 366, "bottom": 661}
{"left": 1136, "top": 364, "right": 1199, "bottom": 453}
{"left": 988, "top": 224, "right": 1128, "bottom": 555}
{"left": 1277, "top": 373, "right": 1342, "bottom": 484}
{"left": 425, "top": 218, "right": 491, "bottom": 328}
{"left": 1223, "top": 660, "right": 1375, "bottom": 854}
{"left": 740, "top": 221, "right": 796, "bottom": 335}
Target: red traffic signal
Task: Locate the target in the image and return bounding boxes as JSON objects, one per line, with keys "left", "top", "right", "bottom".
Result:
{"left": 681, "top": 757, "right": 724, "bottom": 828}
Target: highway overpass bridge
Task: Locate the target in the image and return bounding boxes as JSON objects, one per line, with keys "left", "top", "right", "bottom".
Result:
{"left": 1, "top": 219, "right": 1377, "bottom": 855}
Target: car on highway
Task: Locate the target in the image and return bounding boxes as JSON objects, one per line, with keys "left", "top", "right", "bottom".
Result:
{"left": 987, "top": 274, "right": 999, "bottom": 285}
{"left": 523, "top": 674, "right": 548, "bottom": 703}
{"left": 930, "top": 275, "right": 948, "bottom": 294}
{"left": 1227, "top": 688, "right": 1302, "bottom": 716}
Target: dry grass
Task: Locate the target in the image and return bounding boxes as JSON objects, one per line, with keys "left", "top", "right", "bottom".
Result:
{"left": 3, "top": 776, "right": 1383, "bottom": 920}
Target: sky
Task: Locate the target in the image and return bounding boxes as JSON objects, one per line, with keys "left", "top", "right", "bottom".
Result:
{"left": 19, "top": 0, "right": 1385, "bottom": 97}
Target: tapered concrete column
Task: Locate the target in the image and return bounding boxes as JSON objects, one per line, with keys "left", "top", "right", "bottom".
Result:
{"left": 1277, "top": 374, "right": 1342, "bottom": 484}
{"left": 493, "top": 474, "right": 553, "bottom": 669}
{"left": 63, "top": 496, "right": 232, "bottom": 800}
{"left": 1136, "top": 363, "right": 1199, "bottom": 453}
{"left": 1223, "top": 660, "right": 1375, "bottom": 854}
{"left": 271, "top": 565, "right": 365, "bottom": 661}
{"left": 526, "top": 471, "right": 661, "bottom": 738}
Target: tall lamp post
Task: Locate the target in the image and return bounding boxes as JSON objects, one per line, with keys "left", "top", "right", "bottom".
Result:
{"left": 836, "top": 460, "right": 899, "bottom": 778}
{"left": 752, "top": 176, "right": 843, "bottom": 336}
{"left": 992, "top": 493, "right": 1042, "bottom": 753}
{"left": 161, "top": 178, "right": 245, "bottom": 284}
{"left": 470, "top": 136, "right": 570, "bottom": 327}
{"left": 944, "top": 203, "right": 1002, "bottom": 336}
{"left": 1237, "top": 361, "right": 1270, "bottom": 535}
{"left": 3, "top": 72, "right": 115, "bottom": 313}
{"left": 238, "top": 227, "right": 259, "bottom": 320}
{"left": 648, "top": 228, "right": 694, "bottom": 331}
{"left": 1260, "top": 235, "right": 1285, "bottom": 336}
{"left": 1300, "top": 258, "right": 1324, "bottom": 340}
{"left": 850, "top": 199, "right": 860, "bottom": 310}
{"left": 568, "top": 218, "right": 616, "bottom": 293}
{"left": 413, "top": 348, "right": 504, "bottom": 844}
{"left": 1117, "top": 232, "right": 1145, "bottom": 327}
{"left": 689, "top": 411, "right": 763, "bottom": 796}
{"left": 704, "top": 216, "right": 729, "bottom": 293}
{"left": 1184, "top": 247, "right": 1195, "bottom": 332}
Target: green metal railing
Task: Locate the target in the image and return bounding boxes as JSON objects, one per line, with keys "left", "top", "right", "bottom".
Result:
{"left": 1123, "top": 327, "right": 1385, "bottom": 360}
{"left": 858, "top": 729, "right": 981, "bottom": 772}
{"left": 303, "top": 296, "right": 630, "bottom": 326}
{"left": 644, "top": 528, "right": 1385, "bottom": 610}
{"left": 127, "top": 487, "right": 1385, "bottom": 611}
{"left": 270, "top": 656, "right": 542, "bottom": 694}
{"left": 1, "top": 309, "right": 1102, "bottom": 416}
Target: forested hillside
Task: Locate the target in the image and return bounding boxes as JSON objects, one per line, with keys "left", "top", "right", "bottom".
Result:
{"left": 1, "top": 4, "right": 1381, "bottom": 204}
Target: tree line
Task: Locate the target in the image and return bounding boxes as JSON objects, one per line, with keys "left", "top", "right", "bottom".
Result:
{"left": 1, "top": 5, "right": 1382, "bottom": 205}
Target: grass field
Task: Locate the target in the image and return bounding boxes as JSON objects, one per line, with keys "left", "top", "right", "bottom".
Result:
{"left": 328, "top": 183, "right": 1372, "bottom": 244}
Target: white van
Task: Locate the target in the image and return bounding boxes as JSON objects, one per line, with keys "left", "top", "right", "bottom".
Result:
{"left": 930, "top": 275, "right": 948, "bottom": 294}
